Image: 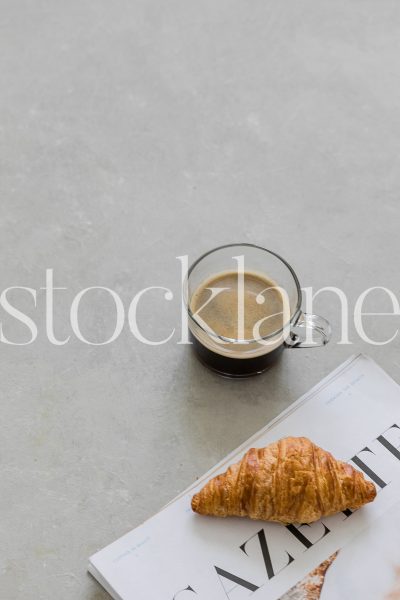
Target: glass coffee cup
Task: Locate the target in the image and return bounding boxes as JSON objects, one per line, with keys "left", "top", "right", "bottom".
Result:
{"left": 184, "top": 243, "right": 331, "bottom": 377}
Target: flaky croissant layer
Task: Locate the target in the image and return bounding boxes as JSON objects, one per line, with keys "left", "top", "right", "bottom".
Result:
{"left": 191, "top": 437, "right": 376, "bottom": 524}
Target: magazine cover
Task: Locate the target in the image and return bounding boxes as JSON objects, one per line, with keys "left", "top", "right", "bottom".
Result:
{"left": 89, "top": 355, "right": 400, "bottom": 599}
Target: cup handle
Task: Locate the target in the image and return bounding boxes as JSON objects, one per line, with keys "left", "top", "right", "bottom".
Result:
{"left": 284, "top": 312, "right": 332, "bottom": 348}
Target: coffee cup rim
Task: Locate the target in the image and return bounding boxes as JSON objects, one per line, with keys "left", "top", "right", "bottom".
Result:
{"left": 185, "top": 243, "right": 303, "bottom": 344}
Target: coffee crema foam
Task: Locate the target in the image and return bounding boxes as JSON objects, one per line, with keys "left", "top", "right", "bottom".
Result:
{"left": 190, "top": 270, "right": 285, "bottom": 342}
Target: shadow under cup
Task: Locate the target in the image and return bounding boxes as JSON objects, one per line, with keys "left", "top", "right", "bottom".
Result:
{"left": 185, "top": 244, "right": 331, "bottom": 378}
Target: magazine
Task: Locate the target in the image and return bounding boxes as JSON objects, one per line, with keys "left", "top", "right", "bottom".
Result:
{"left": 89, "top": 354, "right": 400, "bottom": 599}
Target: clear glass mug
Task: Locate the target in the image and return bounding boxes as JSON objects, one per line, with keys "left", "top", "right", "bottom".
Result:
{"left": 184, "top": 243, "right": 331, "bottom": 377}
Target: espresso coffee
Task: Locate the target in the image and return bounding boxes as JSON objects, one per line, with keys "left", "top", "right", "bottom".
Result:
{"left": 189, "top": 270, "right": 286, "bottom": 377}
{"left": 190, "top": 271, "right": 284, "bottom": 340}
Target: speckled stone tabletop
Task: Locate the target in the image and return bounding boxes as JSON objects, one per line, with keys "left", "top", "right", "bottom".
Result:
{"left": 2, "top": 1, "right": 400, "bottom": 599}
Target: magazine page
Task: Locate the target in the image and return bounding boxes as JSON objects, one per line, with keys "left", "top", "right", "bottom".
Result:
{"left": 302, "top": 500, "right": 400, "bottom": 599}
{"left": 89, "top": 355, "right": 400, "bottom": 600}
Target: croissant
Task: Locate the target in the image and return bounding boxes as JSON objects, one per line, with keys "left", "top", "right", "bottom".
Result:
{"left": 191, "top": 437, "right": 376, "bottom": 524}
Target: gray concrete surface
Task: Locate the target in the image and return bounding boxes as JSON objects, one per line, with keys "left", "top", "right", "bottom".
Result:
{"left": 1, "top": 1, "right": 400, "bottom": 598}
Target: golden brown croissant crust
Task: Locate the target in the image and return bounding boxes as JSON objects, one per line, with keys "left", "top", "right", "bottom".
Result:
{"left": 191, "top": 437, "right": 376, "bottom": 524}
